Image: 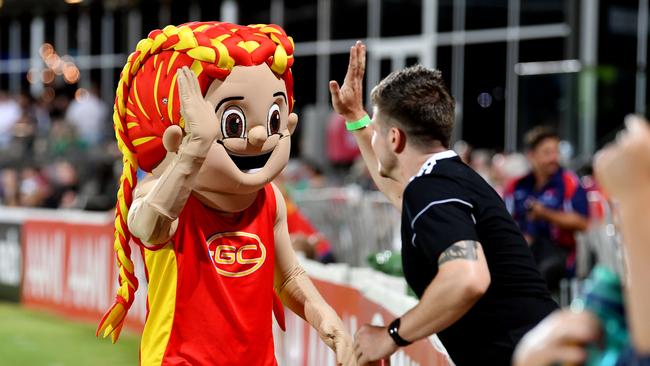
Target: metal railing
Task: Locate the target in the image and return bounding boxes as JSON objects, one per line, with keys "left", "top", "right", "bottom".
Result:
{"left": 291, "top": 186, "right": 401, "bottom": 267}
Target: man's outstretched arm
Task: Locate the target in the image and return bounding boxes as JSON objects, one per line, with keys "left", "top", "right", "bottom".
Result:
{"left": 329, "top": 41, "right": 404, "bottom": 210}
{"left": 353, "top": 241, "right": 491, "bottom": 364}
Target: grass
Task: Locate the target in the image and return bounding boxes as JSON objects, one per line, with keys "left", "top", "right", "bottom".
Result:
{"left": 0, "top": 302, "right": 140, "bottom": 366}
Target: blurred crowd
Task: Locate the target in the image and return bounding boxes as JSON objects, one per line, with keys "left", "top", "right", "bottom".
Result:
{"left": 279, "top": 121, "right": 610, "bottom": 294}
{"left": 0, "top": 88, "right": 609, "bottom": 284}
{"left": 0, "top": 89, "right": 120, "bottom": 211}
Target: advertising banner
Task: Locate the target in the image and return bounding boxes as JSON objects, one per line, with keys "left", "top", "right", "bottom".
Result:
{"left": 21, "top": 220, "right": 147, "bottom": 331}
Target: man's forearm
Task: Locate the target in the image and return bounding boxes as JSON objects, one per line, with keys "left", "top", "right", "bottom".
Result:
{"left": 352, "top": 126, "right": 404, "bottom": 210}
{"left": 397, "top": 266, "right": 486, "bottom": 342}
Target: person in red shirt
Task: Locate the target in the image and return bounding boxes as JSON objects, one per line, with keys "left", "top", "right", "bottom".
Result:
{"left": 96, "top": 22, "right": 356, "bottom": 366}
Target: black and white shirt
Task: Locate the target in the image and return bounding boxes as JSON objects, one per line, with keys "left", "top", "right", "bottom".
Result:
{"left": 401, "top": 150, "right": 557, "bottom": 365}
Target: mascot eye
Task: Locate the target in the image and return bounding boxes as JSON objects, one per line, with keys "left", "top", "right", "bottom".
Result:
{"left": 221, "top": 107, "right": 246, "bottom": 138}
{"left": 267, "top": 103, "right": 281, "bottom": 135}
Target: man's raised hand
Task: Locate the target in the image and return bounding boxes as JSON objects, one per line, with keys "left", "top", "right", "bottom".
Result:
{"left": 329, "top": 41, "right": 368, "bottom": 122}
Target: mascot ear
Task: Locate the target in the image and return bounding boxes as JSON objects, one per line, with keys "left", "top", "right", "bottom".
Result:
{"left": 163, "top": 125, "right": 184, "bottom": 153}
{"left": 288, "top": 113, "right": 298, "bottom": 135}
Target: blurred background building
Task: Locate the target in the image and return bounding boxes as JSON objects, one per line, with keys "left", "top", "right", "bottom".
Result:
{"left": 0, "top": 0, "right": 647, "bottom": 160}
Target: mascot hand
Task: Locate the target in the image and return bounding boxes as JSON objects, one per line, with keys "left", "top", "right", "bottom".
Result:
{"left": 317, "top": 315, "right": 358, "bottom": 366}
{"left": 176, "top": 66, "right": 219, "bottom": 156}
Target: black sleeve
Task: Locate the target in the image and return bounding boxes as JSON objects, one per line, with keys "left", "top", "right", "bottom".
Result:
{"left": 408, "top": 200, "right": 480, "bottom": 264}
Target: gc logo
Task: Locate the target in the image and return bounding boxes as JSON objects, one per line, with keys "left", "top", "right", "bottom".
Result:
{"left": 206, "top": 232, "right": 267, "bottom": 278}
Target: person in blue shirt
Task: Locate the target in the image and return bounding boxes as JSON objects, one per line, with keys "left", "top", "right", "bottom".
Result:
{"left": 504, "top": 126, "right": 589, "bottom": 291}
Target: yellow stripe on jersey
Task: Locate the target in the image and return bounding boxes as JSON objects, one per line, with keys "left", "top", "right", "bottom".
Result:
{"left": 140, "top": 243, "right": 178, "bottom": 366}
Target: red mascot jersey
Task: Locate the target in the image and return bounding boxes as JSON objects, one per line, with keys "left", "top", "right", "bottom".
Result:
{"left": 139, "top": 184, "right": 278, "bottom": 366}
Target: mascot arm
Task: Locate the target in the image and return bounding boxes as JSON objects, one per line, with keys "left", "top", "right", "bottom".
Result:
{"left": 128, "top": 67, "right": 219, "bottom": 246}
{"left": 127, "top": 149, "right": 205, "bottom": 246}
{"left": 271, "top": 184, "right": 357, "bottom": 365}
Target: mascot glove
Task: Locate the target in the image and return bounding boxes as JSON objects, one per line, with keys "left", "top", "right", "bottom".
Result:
{"left": 177, "top": 66, "right": 220, "bottom": 157}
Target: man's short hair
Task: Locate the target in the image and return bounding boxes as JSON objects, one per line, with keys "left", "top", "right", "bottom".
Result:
{"left": 370, "top": 65, "right": 455, "bottom": 149}
{"left": 525, "top": 126, "right": 560, "bottom": 151}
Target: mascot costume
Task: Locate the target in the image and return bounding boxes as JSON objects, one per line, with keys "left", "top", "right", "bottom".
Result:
{"left": 96, "top": 21, "right": 356, "bottom": 366}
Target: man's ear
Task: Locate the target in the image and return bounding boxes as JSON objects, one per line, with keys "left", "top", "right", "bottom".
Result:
{"left": 288, "top": 112, "right": 298, "bottom": 135}
{"left": 389, "top": 127, "right": 407, "bottom": 154}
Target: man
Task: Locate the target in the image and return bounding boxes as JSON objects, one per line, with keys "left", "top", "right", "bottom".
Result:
{"left": 504, "top": 127, "right": 589, "bottom": 291}
{"left": 329, "top": 41, "right": 558, "bottom": 365}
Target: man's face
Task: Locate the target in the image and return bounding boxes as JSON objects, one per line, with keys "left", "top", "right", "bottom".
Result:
{"left": 529, "top": 137, "right": 560, "bottom": 177}
{"left": 370, "top": 107, "right": 399, "bottom": 180}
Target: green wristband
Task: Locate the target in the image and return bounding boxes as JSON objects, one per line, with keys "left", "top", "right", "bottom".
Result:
{"left": 345, "top": 115, "right": 372, "bottom": 131}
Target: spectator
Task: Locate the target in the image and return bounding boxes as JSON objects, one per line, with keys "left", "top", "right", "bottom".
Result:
{"left": 281, "top": 158, "right": 328, "bottom": 191}
{"left": 275, "top": 165, "right": 336, "bottom": 263}
{"left": 65, "top": 87, "right": 108, "bottom": 146}
{"left": 48, "top": 117, "right": 85, "bottom": 156}
{"left": 504, "top": 126, "right": 589, "bottom": 292}
{"left": 286, "top": 200, "right": 336, "bottom": 263}
{"left": 490, "top": 152, "right": 528, "bottom": 196}
{"left": 469, "top": 148, "right": 493, "bottom": 185}
{"left": 513, "top": 115, "right": 650, "bottom": 366}
{"left": 0, "top": 91, "right": 21, "bottom": 150}
{"left": 0, "top": 168, "right": 20, "bottom": 206}
{"left": 18, "top": 165, "right": 51, "bottom": 207}
{"left": 44, "top": 160, "right": 81, "bottom": 209}
{"left": 13, "top": 93, "right": 38, "bottom": 156}
{"left": 326, "top": 112, "right": 361, "bottom": 168}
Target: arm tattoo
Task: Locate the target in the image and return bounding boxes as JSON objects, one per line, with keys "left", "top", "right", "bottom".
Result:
{"left": 438, "top": 240, "right": 479, "bottom": 266}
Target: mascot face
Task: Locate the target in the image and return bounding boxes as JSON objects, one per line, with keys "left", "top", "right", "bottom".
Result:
{"left": 190, "top": 64, "right": 297, "bottom": 196}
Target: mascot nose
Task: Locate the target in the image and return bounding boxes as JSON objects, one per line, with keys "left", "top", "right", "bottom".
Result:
{"left": 248, "top": 125, "right": 268, "bottom": 147}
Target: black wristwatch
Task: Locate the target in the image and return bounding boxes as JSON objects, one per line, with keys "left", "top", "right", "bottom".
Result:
{"left": 387, "top": 318, "right": 412, "bottom": 347}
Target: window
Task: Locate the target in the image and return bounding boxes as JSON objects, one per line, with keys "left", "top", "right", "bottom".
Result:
{"left": 284, "top": 1, "right": 318, "bottom": 41}
{"left": 332, "top": 0, "right": 367, "bottom": 40}
{"left": 465, "top": 0, "right": 507, "bottom": 30}
{"left": 381, "top": 0, "right": 421, "bottom": 37}
{"left": 462, "top": 42, "right": 507, "bottom": 149}
{"left": 520, "top": 0, "right": 567, "bottom": 26}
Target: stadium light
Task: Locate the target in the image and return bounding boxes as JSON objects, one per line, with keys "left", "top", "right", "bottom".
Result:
{"left": 64, "top": 0, "right": 84, "bottom": 4}
{"left": 514, "top": 60, "right": 582, "bottom": 76}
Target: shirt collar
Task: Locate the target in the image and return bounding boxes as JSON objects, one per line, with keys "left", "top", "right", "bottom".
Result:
{"left": 412, "top": 150, "right": 458, "bottom": 180}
